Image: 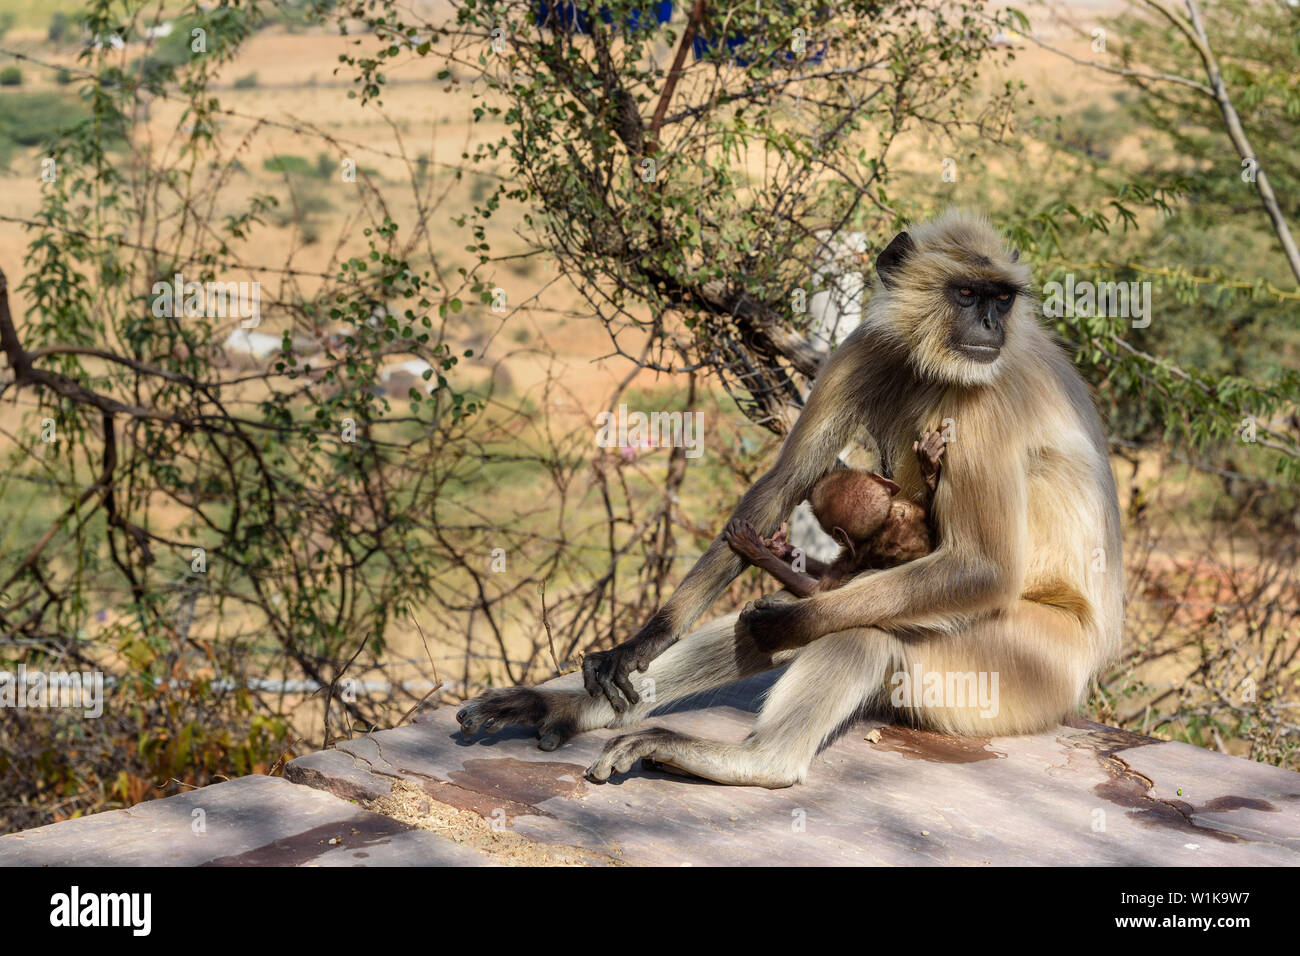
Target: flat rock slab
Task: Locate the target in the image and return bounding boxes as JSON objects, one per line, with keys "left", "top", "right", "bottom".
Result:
{"left": 0, "top": 774, "right": 493, "bottom": 867}
{"left": 288, "top": 672, "right": 1300, "bottom": 866}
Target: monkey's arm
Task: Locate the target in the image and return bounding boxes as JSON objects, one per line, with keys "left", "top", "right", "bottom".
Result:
{"left": 723, "top": 518, "right": 822, "bottom": 598}
{"left": 738, "top": 440, "right": 1027, "bottom": 652}
{"left": 797, "top": 554, "right": 831, "bottom": 577}
{"left": 749, "top": 552, "right": 823, "bottom": 599}
{"left": 581, "top": 340, "right": 869, "bottom": 708}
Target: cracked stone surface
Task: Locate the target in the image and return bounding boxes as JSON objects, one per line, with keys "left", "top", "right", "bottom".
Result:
{"left": 286, "top": 672, "right": 1300, "bottom": 866}
{"left": 0, "top": 774, "right": 494, "bottom": 867}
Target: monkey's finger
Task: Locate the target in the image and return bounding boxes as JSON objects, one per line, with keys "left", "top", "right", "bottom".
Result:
{"left": 613, "top": 667, "right": 640, "bottom": 708}
{"left": 737, "top": 607, "right": 761, "bottom": 645}
{"left": 581, "top": 655, "right": 608, "bottom": 701}
{"left": 597, "top": 670, "right": 628, "bottom": 713}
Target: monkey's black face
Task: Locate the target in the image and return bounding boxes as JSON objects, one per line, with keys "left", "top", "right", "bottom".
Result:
{"left": 946, "top": 280, "right": 1015, "bottom": 363}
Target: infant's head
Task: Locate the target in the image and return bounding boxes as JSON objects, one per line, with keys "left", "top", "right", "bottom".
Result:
{"left": 808, "top": 469, "right": 900, "bottom": 548}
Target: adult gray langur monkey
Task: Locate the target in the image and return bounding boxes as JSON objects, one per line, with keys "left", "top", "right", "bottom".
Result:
{"left": 456, "top": 209, "right": 1124, "bottom": 788}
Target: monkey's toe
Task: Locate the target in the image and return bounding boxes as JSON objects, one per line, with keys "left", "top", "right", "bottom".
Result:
{"left": 586, "top": 728, "right": 681, "bottom": 782}
{"left": 456, "top": 704, "right": 488, "bottom": 734}
{"left": 456, "top": 687, "right": 548, "bottom": 738}
{"left": 585, "top": 755, "right": 614, "bottom": 782}
{"left": 587, "top": 734, "right": 641, "bottom": 782}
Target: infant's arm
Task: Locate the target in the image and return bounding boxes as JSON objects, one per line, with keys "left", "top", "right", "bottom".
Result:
{"left": 723, "top": 518, "right": 822, "bottom": 599}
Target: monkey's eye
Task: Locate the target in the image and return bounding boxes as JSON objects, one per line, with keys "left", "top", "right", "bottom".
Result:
{"left": 995, "top": 291, "right": 1016, "bottom": 313}
{"left": 955, "top": 287, "right": 976, "bottom": 306}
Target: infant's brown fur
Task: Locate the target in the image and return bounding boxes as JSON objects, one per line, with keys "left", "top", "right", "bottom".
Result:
{"left": 724, "top": 431, "right": 944, "bottom": 597}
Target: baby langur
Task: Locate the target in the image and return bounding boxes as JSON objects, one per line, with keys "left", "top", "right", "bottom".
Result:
{"left": 724, "top": 431, "right": 946, "bottom": 596}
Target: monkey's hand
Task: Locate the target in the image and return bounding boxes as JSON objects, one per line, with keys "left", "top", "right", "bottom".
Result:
{"left": 736, "top": 592, "right": 810, "bottom": 654}
{"left": 723, "top": 517, "right": 772, "bottom": 564}
{"left": 582, "top": 622, "right": 674, "bottom": 712}
{"left": 915, "top": 431, "right": 947, "bottom": 493}
{"left": 761, "top": 522, "right": 794, "bottom": 560}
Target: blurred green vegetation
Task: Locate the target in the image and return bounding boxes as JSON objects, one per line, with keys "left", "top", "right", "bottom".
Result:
{"left": 0, "top": 90, "right": 127, "bottom": 167}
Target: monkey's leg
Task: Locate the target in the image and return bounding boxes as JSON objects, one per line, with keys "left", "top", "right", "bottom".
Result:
{"left": 457, "top": 608, "right": 794, "bottom": 751}
{"left": 587, "top": 626, "right": 895, "bottom": 788}
{"left": 894, "top": 601, "right": 1094, "bottom": 736}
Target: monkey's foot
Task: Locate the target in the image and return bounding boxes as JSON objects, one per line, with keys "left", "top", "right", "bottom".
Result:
{"left": 456, "top": 687, "right": 577, "bottom": 752}
{"left": 586, "top": 727, "right": 689, "bottom": 782}
{"left": 587, "top": 727, "right": 799, "bottom": 788}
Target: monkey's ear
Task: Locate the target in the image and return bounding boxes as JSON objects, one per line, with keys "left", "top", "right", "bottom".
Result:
{"left": 1010, "top": 247, "right": 1020, "bottom": 263}
{"left": 871, "top": 473, "right": 902, "bottom": 496}
{"left": 831, "top": 527, "right": 856, "bottom": 555}
{"left": 875, "top": 231, "right": 916, "bottom": 289}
